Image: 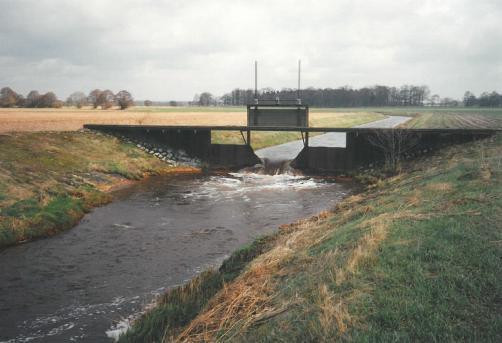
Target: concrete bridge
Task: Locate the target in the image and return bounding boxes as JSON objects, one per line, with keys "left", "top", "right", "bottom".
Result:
{"left": 83, "top": 123, "right": 498, "bottom": 173}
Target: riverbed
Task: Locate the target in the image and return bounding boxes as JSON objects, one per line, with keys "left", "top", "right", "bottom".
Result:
{"left": 0, "top": 171, "right": 355, "bottom": 342}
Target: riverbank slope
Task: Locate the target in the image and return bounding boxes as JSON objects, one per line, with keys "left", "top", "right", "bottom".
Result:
{"left": 0, "top": 130, "right": 197, "bottom": 248}
{"left": 121, "top": 133, "right": 502, "bottom": 342}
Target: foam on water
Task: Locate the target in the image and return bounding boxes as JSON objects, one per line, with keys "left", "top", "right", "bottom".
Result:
{"left": 179, "top": 170, "right": 323, "bottom": 202}
{"left": 0, "top": 296, "right": 140, "bottom": 343}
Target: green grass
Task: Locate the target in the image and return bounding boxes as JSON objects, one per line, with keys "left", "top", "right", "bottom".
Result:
{"left": 234, "top": 136, "right": 501, "bottom": 342}
{"left": 134, "top": 132, "right": 501, "bottom": 342}
{"left": 0, "top": 131, "right": 182, "bottom": 248}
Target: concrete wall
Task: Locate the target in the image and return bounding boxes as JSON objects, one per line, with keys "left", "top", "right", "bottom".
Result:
{"left": 85, "top": 124, "right": 497, "bottom": 173}
{"left": 293, "top": 130, "right": 495, "bottom": 172}
{"left": 209, "top": 144, "right": 261, "bottom": 169}
{"left": 84, "top": 125, "right": 261, "bottom": 169}
{"left": 292, "top": 147, "right": 350, "bottom": 172}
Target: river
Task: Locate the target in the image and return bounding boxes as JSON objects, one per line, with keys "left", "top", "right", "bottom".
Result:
{"left": 0, "top": 170, "right": 355, "bottom": 342}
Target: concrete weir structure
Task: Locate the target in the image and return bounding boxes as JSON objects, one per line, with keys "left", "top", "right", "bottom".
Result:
{"left": 83, "top": 124, "right": 498, "bottom": 172}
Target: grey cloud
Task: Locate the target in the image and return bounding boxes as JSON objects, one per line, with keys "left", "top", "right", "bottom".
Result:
{"left": 0, "top": 0, "right": 501, "bottom": 100}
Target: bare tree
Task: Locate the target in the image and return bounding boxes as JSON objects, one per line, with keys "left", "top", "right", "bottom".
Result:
{"left": 88, "top": 89, "right": 102, "bottom": 108}
{"left": 192, "top": 93, "right": 200, "bottom": 106}
{"left": 463, "top": 91, "right": 478, "bottom": 107}
{"left": 430, "top": 94, "right": 440, "bottom": 107}
{"left": 97, "top": 89, "right": 115, "bottom": 109}
{"left": 144, "top": 100, "right": 153, "bottom": 106}
{"left": 365, "top": 129, "right": 420, "bottom": 173}
{"left": 0, "top": 87, "right": 18, "bottom": 107}
{"left": 16, "top": 94, "right": 25, "bottom": 107}
{"left": 26, "top": 90, "right": 41, "bottom": 107}
{"left": 67, "top": 91, "right": 87, "bottom": 108}
{"left": 38, "top": 92, "right": 59, "bottom": 108}
{"left": 116, "top": 90, "right": 134, "bottom": 110}
{"left": 198, "top": 92, "right": 214, "bottom": 106}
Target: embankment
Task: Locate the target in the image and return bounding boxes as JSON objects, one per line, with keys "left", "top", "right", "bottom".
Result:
{"left": 121, "top": 133, "right": 502, "bottom": 342}
{"left": 0, "top": 130, "right": 197, "bottom": 248}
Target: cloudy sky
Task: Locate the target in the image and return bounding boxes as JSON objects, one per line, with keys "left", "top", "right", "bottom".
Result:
{"left": 1, "top": 0, "right": 501, "bottom": 101}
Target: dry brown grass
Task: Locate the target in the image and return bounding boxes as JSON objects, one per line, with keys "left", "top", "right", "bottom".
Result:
{"left": 0, "top": 108, "right": 383, "bottom": 133}
{"left": 170, "top": 213, "right": 338, "bottom": 342}
{"left": 173, "top": 246, "right": 294, "bottom": 342}
{"left": 317, "top": 283, "right": 352, "bottom": 336}
{"left": 425, "top": 182, "right": 453, "bottom": 192}
{"left": 0, "top": 108, "right": 246, "bottom": 133}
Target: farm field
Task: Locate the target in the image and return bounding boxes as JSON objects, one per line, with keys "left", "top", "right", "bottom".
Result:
{"left": 404, "top": 111, "right": 502, "bottom": 129}
{"left": 2, "top": 106, "right": 501, "bottom": 150}
{"left": 0, "top": 107, "right": 384, "bottom": 133}
{"left": 0, "top": 107, "right": 387, "bottom": 150}
{"left": 1, "top": 106, "right": 501, "bottom": 133}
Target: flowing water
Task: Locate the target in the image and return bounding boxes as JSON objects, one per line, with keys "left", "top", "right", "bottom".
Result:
{"left": 0, "top": 166, "right": 356, "bottom": 342}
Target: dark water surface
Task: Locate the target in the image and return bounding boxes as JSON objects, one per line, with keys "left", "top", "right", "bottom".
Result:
{"left": 0, "top": 172, "right": 354, "bottom": 342}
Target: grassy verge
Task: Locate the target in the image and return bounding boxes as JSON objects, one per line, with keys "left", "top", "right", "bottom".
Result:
{"left": 126, "top": 132, "right": 502, "bottom": 342}
{"left": 212, "top": 112, "right": 386, "bottom": 150}
{"left": 0, "top": 131, "right": 196, "bottom": 248}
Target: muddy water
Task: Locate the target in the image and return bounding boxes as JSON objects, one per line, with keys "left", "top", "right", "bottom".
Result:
{"left": 0, "top": 172, "right": 354, "bottom": 342}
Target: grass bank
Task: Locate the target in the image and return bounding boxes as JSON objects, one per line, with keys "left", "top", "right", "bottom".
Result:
{"left": 0, "top": 130, "right": 196, "bottom": 248}
{"left": 122, "top": 133, "right": 502, "bottom": 342}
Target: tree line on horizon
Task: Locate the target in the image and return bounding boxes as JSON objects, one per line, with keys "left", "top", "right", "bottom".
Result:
{"left": 0, "top": 87, "right": 134, "bottom": 109}
{"left": 2, "top": 85, "right": 502, "bottom": 109}
{"left": 462, "top": 91, "right": 502, "bottom": 107}
{"left": 195, "top": 86, "right": 502, "bottom": 108}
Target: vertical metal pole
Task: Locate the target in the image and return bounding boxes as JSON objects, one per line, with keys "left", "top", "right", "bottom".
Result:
{"left": 254, "top": 60, "right": 258, "bottom": 104}
{"left": 297, "top": 59, "right": 301, "bottom": 104}
{"left": 305, "top": 106, "right": 309, "bottom": 146}
{"left": 247, "top": 130, "right": 251, "bottom": 146}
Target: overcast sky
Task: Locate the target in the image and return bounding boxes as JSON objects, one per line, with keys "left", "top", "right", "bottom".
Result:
{"left": 1, "top": 0, "right": 501, "bottom": 101}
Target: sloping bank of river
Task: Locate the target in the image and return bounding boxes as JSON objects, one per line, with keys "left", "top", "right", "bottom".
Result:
{"left": 120, "top": 134, "right": 502, "bottom": 342}
{"left": 0, "top": 130, "right": 199, "bottom": 249}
